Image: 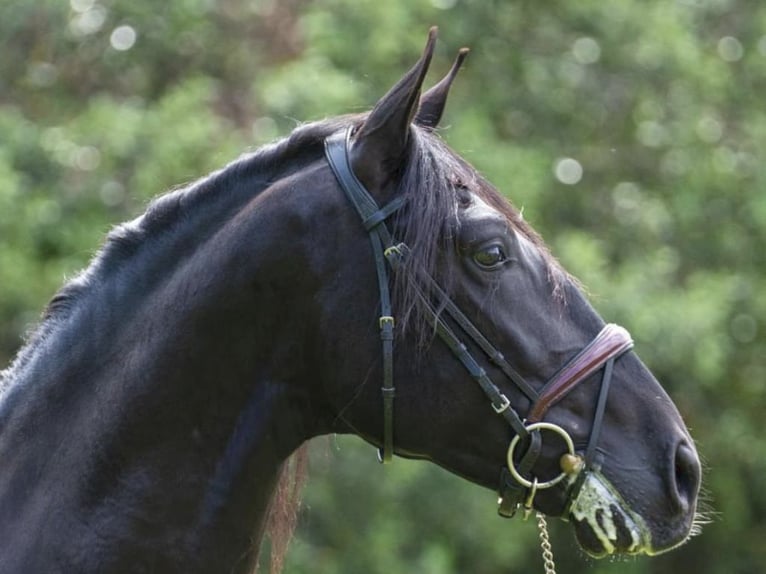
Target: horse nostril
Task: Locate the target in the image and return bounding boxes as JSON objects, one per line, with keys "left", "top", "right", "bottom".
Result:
{"left": 673, "top": 441, "right": 701, "bottom": 512}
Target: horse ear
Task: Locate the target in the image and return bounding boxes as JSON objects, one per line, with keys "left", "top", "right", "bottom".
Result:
{"left": 349, "top": 27, "right": 438, "bottom": 193}
{"left": 414, "top": 48, "right": 469, "bottom": 129}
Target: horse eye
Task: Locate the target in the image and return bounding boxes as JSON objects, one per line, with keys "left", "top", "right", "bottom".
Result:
{"left": 473, "top": 244, "right": 508, "bottom": 269}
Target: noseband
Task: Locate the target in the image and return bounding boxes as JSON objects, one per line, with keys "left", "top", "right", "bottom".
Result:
{"left": 325, "top": 128, "right": 634, "bottom": 517}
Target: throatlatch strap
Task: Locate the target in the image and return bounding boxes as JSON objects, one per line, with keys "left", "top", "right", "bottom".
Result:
{"left": 325, "top": 129, "right": 402, "bottom": 464}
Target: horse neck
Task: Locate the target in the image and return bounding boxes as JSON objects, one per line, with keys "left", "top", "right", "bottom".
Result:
{"left": 0, "top": 164, "right": 329, "bottom": 573}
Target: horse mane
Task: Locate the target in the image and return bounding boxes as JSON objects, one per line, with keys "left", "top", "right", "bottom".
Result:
{"left": 261, "top": 444, "right": 310, "bottom": 574}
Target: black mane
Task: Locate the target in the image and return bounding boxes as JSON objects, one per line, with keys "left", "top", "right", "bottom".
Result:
{"left": 2, "top": 115, "right": 565, "bottom": 388}
{"left": 40, "top": 117, "right": 353, "bottom": 323}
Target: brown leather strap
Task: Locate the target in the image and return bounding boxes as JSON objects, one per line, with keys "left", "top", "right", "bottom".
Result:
{"left": 526, "top": 324, "right": 633, "bottom": 423}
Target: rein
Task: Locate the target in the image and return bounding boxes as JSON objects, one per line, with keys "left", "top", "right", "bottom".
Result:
{"left": 324, "top": 127, "right": 634, "bottom": 519}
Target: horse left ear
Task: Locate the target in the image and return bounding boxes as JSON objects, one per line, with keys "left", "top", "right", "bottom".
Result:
{"left": 414, "top": 47, "right": 469, "bottom": 129}
{"left": 349, "top": 27, "right": 437, "bottom": 194}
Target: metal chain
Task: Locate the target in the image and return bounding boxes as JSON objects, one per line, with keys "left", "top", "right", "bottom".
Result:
{"left": 536, "top": 512, "right": 557, "bottom": 574}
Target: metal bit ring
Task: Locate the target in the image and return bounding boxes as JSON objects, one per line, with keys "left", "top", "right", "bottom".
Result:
{"left": 507, "top": 422, "right": 576, "bottom": 489}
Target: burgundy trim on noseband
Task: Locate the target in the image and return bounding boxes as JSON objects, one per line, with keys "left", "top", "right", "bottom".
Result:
{"left": 528, "top": 324, "right": 634, "bottom": 424}
{"left": 324, "top": 128, "right": 635, "bottom": 518}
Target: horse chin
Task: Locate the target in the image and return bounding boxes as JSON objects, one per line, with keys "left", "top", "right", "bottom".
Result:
{"left": 568, "top": 471, "right": 652, "bottom": 557}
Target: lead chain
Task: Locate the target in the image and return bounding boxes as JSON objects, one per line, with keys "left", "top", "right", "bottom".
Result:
{"left": 536, "top": 512, "right": 557, "bottom": 574}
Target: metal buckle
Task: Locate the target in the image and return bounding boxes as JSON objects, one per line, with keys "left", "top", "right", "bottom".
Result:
{"left": 383, "top": 245, "right": 402, "bottom": 259}
{"left": 522, "top": 477, "right": 539, "bottom": 520}
{"left": 379, "top": 316, "right": 395, "bottom": 329}
{"left": 383, "top": 243, "right": 409, "bottom": 270}
{"left": 492, "top": 393, "right": 511, "bottom": 414}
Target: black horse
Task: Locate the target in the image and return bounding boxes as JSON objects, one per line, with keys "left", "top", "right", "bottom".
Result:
{"left": 0, "top": 29, "right": 700, "bottom": 573}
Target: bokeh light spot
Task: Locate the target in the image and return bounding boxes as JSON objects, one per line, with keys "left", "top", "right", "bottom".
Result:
{"left": 70, "top": 0, "right": 96, "bottom": 13}
{"left": 572, "top": 37, "right": 601, "bottom": 65}
{"left": 110, "top": 25, "right": 137, "bottom": 51}
{"left": 75, "top": 146, "right": 101, "bottom": 171}
{"left": 636, "top": 120, "right": 667, "bottom": 148}
{"left": 554, "top": 158, "right": 583, "bottom": 185}
{"left": 696, "top": 115, "right": 723, "bottom": 143}
{"left": 69, "top": 6, "right": 107, "bottom": 36}
{"left": 717, "top": 36, "right": 743, "bottom": 62}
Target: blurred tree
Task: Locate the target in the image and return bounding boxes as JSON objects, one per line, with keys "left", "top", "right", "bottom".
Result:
{"left": 1, "top": 0, "right": 764, "bottom": 572}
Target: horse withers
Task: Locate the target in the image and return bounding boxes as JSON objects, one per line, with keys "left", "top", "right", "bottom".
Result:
{"left": 0, "top": 28, "right": 701, "bottom": 573}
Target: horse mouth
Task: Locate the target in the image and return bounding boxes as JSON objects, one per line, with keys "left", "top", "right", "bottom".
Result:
{"left": 568, "top": 472, "right": 651, "bottom": 557}
{"left": 571, "top": 505, "right": 646, "bottom": 557}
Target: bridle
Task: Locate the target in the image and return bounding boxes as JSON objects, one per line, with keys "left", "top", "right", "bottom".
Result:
{"left": 324, "top": 127, "right": 634, "bottom": 518}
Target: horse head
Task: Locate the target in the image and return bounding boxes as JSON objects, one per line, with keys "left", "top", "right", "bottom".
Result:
{"left": 321, "top": 27, "right": 701, "bottom": 557}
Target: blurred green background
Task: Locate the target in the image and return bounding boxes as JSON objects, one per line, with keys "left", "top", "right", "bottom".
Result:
{"left": 1, "top": 0, "right": 764, "bottom": 572}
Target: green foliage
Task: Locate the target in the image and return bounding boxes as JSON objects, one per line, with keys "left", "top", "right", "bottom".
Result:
{"left": 1, "top": 0, "right": 764, "bottom": 572}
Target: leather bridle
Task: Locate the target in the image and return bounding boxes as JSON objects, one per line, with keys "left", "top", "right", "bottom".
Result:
{"left": 325, "top": 128, "right": 634, "bottom": 518}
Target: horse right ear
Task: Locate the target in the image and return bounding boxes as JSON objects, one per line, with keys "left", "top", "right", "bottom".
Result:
{"left": 414, "top": 48, "right": 469, "bottom": 129}
{"left": 348, "top": 27, "right": 437, "bottom": 196}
